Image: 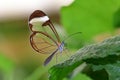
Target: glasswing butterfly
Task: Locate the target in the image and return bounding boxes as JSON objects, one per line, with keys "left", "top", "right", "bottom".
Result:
{"left": 28, "top": 10, "right": 81, "bottom": 66}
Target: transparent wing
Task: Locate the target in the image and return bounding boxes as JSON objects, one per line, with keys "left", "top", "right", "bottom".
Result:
{"left": 29, "top": 21, "right": 61, "bottom": 42}
{"left": 30, "top": 31, "right": 58, "bottom": 54}
{"left": 28, "top": 10, "right": 61, "bottom": 54}
{"left": 28, "top": 10, "right": 62, "bottom": 65}
{"left": 63, "top": 32, "right": 83, "bottom": 49}
{"left": 28, "top": 10, "right": 61, "bottom": 43}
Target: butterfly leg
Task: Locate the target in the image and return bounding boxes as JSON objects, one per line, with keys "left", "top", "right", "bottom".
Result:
{"left": 55, "top": 52, "right": 58, "bottom": 64}
{"left": 63, "top": 47, "right": 70, "bottom": 57}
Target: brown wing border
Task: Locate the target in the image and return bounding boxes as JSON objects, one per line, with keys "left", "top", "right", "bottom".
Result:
{"left": 28, "top": 10, "right": 61, "bottom": 54}
{"left": 30, "top": 31, "right": 59, "bottom": 54}
{"left": 28, "top": 10, "right": 61, "bottom": 43}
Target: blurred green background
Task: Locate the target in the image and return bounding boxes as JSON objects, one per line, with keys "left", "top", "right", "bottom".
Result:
{"left": 0, "top": 0, "right": 120, "bottom": 80}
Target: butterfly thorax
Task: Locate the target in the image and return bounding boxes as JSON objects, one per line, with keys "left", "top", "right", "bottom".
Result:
{"left": 58, "top": 41, "right": 64, "bottom": 53}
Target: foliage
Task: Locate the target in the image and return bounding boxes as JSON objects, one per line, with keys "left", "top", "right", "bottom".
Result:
{"left": 1, "top": 0, "right": 120, "bottom": 80}
{"left": 49, "top": 35, "right": 120, "bottom": 80}
{"left": 48, "top": 0, "right": 120, "bottom": 80}
{"left": 0, "top": 52, "right": 15, "bottom": 80}
{"left": 61, "top": 0, "right": 120, "bottom": 45}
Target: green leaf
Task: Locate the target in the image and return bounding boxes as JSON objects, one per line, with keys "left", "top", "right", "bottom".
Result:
{"left": 49, "top": 35, "right": 120, "bottom": 80}
{"left": 105, "top": 62, "right": 120, "bottom": 80}
{"left": 25, "top": 65, "right": 51, "bottom": 80}
{"left": 49, "top": 60, "right": 83, "bottom": 80}
{"left": 61, "top": 0, "right": 120, "bottom": 42}
{"left": 92, "top": 61, "right": 120, "bottom": 80}
{"left": 72, "top": 73, "right": 92, "bottom": 80}
{"left": 0, "top": 52, "right": 15, "bottom": 80}
{"left": 113, "top": 8, "right": 120, "bottom": 28}
{"left": 0, "top": 52, "right": 14, "bottom": 73}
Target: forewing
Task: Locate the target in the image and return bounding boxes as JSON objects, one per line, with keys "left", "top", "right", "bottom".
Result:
{"left": 29, "top": 10, "right": 61, "bottom": 42}
{"left": 30, "top": 31, "right": 58, "bottom": 54}
{"left": 30, "top": 23, "right": 60, "bottom": 42}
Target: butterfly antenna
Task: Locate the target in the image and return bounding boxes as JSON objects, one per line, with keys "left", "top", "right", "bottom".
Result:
{"left": 63, "top": 32, "right": 82, "bottom": 41}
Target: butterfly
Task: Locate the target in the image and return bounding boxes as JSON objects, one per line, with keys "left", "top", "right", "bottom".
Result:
{"left": 28, "top": 10, "right": 81, "bottom": 66}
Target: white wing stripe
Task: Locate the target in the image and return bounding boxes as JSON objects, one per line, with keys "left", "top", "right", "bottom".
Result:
{"left": 29, "top": 16, "right": 49, "bottom": 24}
